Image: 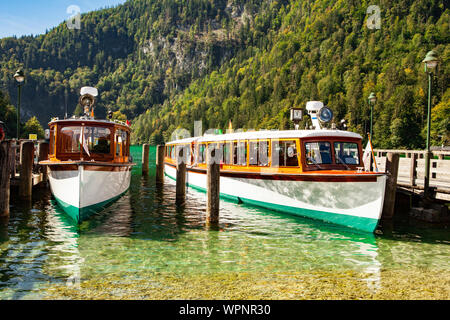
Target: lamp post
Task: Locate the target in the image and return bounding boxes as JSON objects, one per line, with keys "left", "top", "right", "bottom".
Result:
{"left": 368, "top": 92, "right": 376, "bottom": 141}
{"left": 13, "top": 69, "right": 25, "bottom": 139}
{"left": 367, "top": 92, "right": 376, "bottom": 171}
{"left": 422, "top": 50, "right": 438, "bottom": 198}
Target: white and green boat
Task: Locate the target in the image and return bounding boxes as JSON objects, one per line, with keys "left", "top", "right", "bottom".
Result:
{"left": 40, "top": 87, "right": 134, "bottom": 223}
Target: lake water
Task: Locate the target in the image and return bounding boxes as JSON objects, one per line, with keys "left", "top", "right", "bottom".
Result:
{"left": 0, "top": 146, "right": 449, "bottom": 299}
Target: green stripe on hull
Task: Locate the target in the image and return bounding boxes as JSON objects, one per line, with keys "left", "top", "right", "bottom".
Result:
{"left": 54, "top": 197, "right": 80, "bottom": 223}
{"left": 165, "top": 172, "right": 378, "bottom": 233}
{"left": 54, "top": 190, "right": 128, "bottom": 224}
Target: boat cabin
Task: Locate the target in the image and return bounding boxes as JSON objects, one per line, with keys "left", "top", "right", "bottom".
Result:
{"left": 164, "top": 130, "right": 364, "bottom": 174}
{"left": 47, "top": 119, "right": 131, "bottom": 163}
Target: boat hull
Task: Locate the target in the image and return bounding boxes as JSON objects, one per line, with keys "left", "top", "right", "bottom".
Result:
{"left": 48, "top": 163, "right": 132, "bottom": 223}
{"left": 164, "top": 163, "right": 386, "bottom": 233}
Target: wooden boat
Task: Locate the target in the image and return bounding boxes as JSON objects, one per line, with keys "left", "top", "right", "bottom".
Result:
{"left": 164, "top": 102, "right": 387, "bottom": 233}
{"left": 39, "top": 87, "right": 135, "bottom": 223}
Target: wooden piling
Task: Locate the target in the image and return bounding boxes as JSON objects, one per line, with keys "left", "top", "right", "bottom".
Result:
{"left": 156, "top": 145, "right": 165, "bottom": 184}
{"left": 409, "top": 153, "right": 417, "bottom": 187}
{"left": 142, "top": 144, "right": 149, "bottom": 176}
{"left": 0, "top": 141, "right": 11, "bottom": 217}
{"left": 38, "top": 141, "right": 49, "bottom": 184}
{"left": 175, "top": 146, "right": 186, "bottom": 206}
{"left": 19, "top": 141, "right": 34, "bottom": 200}
{"left": 206, "top": 148, "right": 220, "bottom": 224}
{"left": 9, "top": 141, "right": 17, "bottom": 178}
{"left": 382, "top": 152, "right": 400, "bottom": 219}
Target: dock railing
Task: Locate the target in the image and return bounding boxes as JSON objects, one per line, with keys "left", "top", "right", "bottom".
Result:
{"left": 374, "top": 149, "right": 450, "bottom": 200}
{"left": 6, "top": 139, "right": 49, "bottom": 191}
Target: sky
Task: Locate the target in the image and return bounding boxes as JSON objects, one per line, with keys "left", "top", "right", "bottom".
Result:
{"left": 0, "top": 0, "right": 127, "bottom": 38}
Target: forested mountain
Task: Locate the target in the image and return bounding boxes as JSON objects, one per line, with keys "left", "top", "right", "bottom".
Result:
{"left": 1, "top": 0, "right": 250, "bottom": 131}
{"left": 0, "top": 0, "right": 448, "bottom": 148}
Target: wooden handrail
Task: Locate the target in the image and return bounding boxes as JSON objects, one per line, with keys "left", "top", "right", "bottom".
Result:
{"left": 373, "top": 149, "right": 450, "bottom": 156}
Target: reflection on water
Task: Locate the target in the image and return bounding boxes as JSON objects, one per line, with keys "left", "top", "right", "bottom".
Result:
{"left": 0, "top": 146, "right": 449, "bottom": 299}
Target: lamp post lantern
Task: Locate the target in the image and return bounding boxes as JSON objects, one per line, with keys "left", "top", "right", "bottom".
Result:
{"left": 290, "top": 107, "right": 303, "bottom": 130}
{"left": 13, "top": 69, "right": 25, "bottom": 139}
{"left": 422, "top": 50, "right": 438, "bottom": 198}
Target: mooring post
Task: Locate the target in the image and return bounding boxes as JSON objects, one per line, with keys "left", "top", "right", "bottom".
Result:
{"left": 19, "top": 141, "right": 34, "bottom": 200}
{"left": 382, "top": 152, "right": 400, "bottom": 219}
{"left": 142, "top": 143, "right": 149, "bottom": 176}
{"left": 175, "top": 146, "right": 186, "bottom": 206}
{"left": 38, "top": 141, "right": 49, "bottom": 185}
{"left": 206, "top": 148, "right": 220, "bottom": 225}
{"left": 156, "top": 145, "right": 165, "bottom": 184}
{"left": 0, "top": 141, "right": 11, "bottom": 218}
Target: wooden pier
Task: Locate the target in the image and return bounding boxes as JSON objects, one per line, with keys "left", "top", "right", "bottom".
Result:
{"left": 1, "top": 142, "right": 448, "bottom": 225}
{"left": 374, "top": 149, "right": 450, "bottom": 223}
{"left": 374, "top": 149, "right": 450, "bottom": 201}
{"left": 0, "top": 139, "right": 49, "bottom": 217}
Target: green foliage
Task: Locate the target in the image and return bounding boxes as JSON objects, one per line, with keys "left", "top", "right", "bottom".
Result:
{"left": 132, "top": 0, "right": 449, "bottom": 148}
{"left": 112, "top": 110, "right": 127, "bottom": 121}
{"left": 0, "top": 90, "right": 17, "bottom": 138}
{"left": 0, "top": 0, "right": 247, "bottom": 127}
{"left": 21, "top": 116, "right": 45, "bottom": 139}
{"left": 430, "top": 88, "right": 450, "bottom": 146}
{"left": 0, "top": 0, "right": 448, "bottom": 149}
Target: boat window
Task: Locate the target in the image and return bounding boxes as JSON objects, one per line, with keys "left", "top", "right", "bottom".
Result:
{"left": 334, "top": 142, "right": 359, "bottom": 165}
{"left": 249, "top": 142, "right": 257, "bottom": 165}
{"left": 223, "top": 142, "right": 232, "bottom": 164}
{"left": 49, "top": 127, "right": 55, "bottom": 155}
{"left": 175, "top": 144, "right": 190, "bottom": 164}
{"left": 305, "top": 142, "right": 332, "bottom": 165}
{"left": 171, "top": 145, "right": 175, "bottom": 160}
{"left": 197, "top": 144, "right": 206, "bottom": 164}
{"left": 185, "top": 144, "right": 191, "bottom": 165}
{"left": 122, "top": 130, "right": 129, "bottom": 156}
{"left": 233, "top": 141, "right": 247, "bottom": 166}
{"left": 215, "top": 143, "right": 224, "bottom": 164}
{"left": 114, "top": 129, "right": 128, "bottom": 157}
{"left": 83, "top": 126, "right": 111, "bottom": 154}
{"left": 59, "top": 126, "right": 113, "bottom": 155}
{"left": 272, "top": 140, "right": 298, "bottom": 167}
{"left": 60, "top": 126, "right": 81, "bottom": 153}
{"left": 249, "top": 140, "right": 269, "bottom": 166}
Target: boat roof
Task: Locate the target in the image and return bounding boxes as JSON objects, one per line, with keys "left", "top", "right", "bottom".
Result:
{"left": 168, "top": 129, "right": 362, "bottom": 144}
{"left": 48, "top": 117, "right": 130, "bottom": 128}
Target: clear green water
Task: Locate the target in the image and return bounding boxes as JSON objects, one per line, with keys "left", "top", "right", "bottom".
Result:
{"left": 0, "top": 146, "right": 449, "bottom": 299}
